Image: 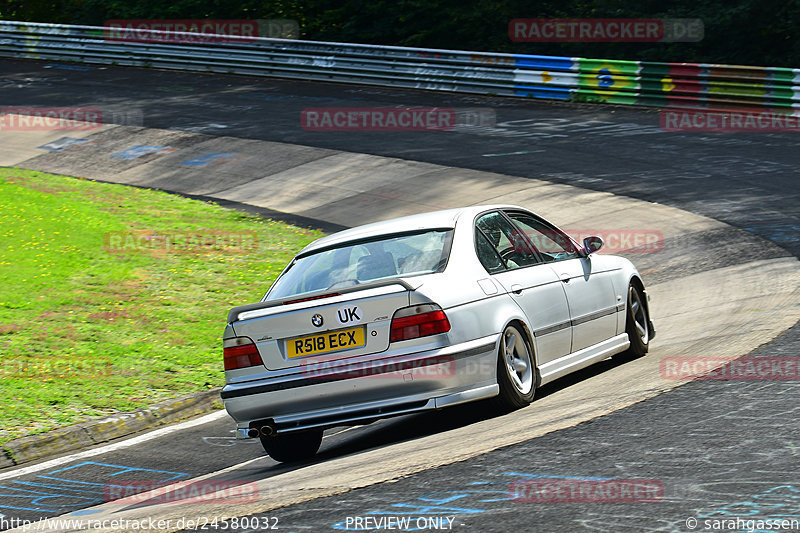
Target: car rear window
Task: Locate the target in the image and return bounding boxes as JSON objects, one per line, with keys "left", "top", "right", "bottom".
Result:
{"left": 267, "top": 230, "right": 453, "bottom": 300}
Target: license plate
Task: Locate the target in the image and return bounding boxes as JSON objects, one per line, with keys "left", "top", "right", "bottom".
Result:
{"left": 287, "top": 326, "right": 366, "bottom": 358}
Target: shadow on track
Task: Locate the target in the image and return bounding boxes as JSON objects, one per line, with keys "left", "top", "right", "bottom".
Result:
{"left": 210, "top": 354, "right": 640, "bottom": 483}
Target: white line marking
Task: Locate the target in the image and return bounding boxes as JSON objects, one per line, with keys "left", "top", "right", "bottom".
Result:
{"left": 0, "top": 410, "right": 228, "bottom": 481}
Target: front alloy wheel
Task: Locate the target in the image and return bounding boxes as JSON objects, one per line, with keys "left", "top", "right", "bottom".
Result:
{"left": 618, "top": 284, "right": 650, "bottom": 359}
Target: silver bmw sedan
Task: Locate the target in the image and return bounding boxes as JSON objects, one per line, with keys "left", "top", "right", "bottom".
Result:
{"left": 221, "top": 205, "right": 654, "bottom": 462}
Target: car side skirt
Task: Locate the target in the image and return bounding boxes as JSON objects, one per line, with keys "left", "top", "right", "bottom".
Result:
{"left": 538, "top": 333, "right": 630, "bottom": 386}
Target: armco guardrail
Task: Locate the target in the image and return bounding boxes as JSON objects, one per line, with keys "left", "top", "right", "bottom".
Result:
{"left": 1, "top": 20, "right": 798, "bottom": 110}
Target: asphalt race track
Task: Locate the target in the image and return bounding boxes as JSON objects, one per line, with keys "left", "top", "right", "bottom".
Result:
{"left": 1, "top": 60, "right": 797, "bottom": 257}
{"left": 0, "top": 59, "right": 799, "bottom": 533}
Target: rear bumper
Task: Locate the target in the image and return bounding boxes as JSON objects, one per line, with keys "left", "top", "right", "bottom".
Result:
{"left": 221, "top": 335, "right": 499, "bottom": 436}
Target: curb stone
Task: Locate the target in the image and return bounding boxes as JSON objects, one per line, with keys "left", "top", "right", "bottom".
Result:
{"left": 1, "top": 388, "right": 222, "bottom": 469}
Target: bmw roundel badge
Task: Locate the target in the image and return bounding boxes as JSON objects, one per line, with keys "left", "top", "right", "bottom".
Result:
{"left": 311, "top": 314, "right": 324, "bottom": 328}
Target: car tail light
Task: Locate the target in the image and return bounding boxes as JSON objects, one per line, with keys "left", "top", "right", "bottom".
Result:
{"left": 223, "top": 337, "right": 262, "bottom": 370}
{"left": 390, "top": 304, "right": 451, "bottom": 342}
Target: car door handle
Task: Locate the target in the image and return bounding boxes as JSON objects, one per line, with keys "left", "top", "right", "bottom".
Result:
{"left": 560, "top": 274, "right": 570, "bottom": 283}
{"left": 510, "top": 284, "right": 523, "bottom": 295}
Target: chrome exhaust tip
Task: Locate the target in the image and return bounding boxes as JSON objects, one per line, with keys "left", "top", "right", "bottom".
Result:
{"left": 247, "top": 428, "right": 260, "bottom": 438}
{"left": 259, "top": 425, "right": 275, "bottom": 437}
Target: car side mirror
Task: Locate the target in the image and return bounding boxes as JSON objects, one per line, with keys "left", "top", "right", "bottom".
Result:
{"left": 582, "top": 235, "right": 604, "bottom": 255}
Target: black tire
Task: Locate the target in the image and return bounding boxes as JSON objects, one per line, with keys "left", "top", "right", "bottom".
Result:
{"left": 493, "top": 324, "right": 536, "bottom": 411}
{"left": 617, "top": 284, "right": 650, "bottom": 360}
{"left": 260, "top": 429, "right": 323, "bottom": 463}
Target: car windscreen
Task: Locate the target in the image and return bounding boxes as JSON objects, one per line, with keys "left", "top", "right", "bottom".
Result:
{"left": 266, "top": 229, "right": 453, "bottom": 300}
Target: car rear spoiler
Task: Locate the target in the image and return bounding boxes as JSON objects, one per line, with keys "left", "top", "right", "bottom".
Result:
{"left": 227, "top": 278, "right": 416, "bottom": 324}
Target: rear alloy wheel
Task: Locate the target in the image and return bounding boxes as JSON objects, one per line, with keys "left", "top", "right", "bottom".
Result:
{"left": 617, "top": 284, "right": 650, "bottom": 360}
{"left": 260, "top": 429, "right": 323, "bottom": 463}
{"left": 494, "top": 324, "right": 536, "bottom": 410}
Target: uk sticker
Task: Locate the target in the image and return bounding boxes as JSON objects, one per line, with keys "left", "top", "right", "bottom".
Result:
{"left": 336, "top": 305, "right": 362, "bottom": 325}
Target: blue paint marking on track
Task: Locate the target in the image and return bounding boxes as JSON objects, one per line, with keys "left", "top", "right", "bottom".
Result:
{"left": 8, "top": 480, "right": 105, "bottom": 495}
{"left": 697, "top": 484, "right": 800, "bottom": 521}
{"left": 0, "top": 462, "right": 190, "bottom": 514}
{"left": 0, "top": 484, "right": 100, "bottom": 512}
{"left": 37, "top": 137, "right": 90, "bottom": 152}
{"left": 180, "top": 152, "right": 239, "bottom": 167}
{"left": 745, "top": 224, "right": 800, "bottom": 244}
{"left": 38, "top": 461, "right": 189, "bottom": 486}
{"left": 69, "top": 508, "right": 103, "bottom": 516}
{"left": 110, "top": 145, "right": 174, "bottom": 160}
{"left": 418, "top": 490, "right": 510, "bottom": 505}
{"left": 502, "top": 472, "right": 611, "bottom": 482}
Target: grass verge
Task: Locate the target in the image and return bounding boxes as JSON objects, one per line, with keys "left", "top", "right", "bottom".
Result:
{"left": 0, "top": 168, "right": 323, "bottom": 445}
